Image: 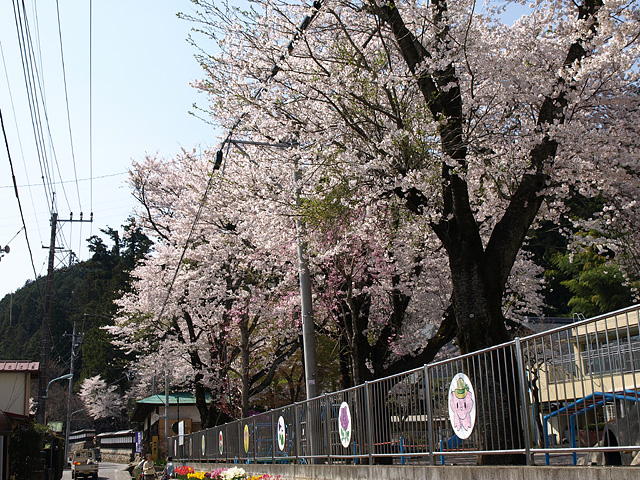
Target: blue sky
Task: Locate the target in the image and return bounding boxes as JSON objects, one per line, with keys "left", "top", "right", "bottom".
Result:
{"left": 0, "top": 0, "right": 218, "bottom": 298}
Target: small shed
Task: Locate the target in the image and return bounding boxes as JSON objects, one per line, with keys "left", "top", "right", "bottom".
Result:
{"left": 131, "top": 392, "right": 207, "bottom": 459}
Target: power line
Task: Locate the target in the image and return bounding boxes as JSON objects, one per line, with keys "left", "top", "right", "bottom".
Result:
{"left": 0, "top": 171, "right": 128, "bottom": 190}
{"left": 12, "top": 0, "right": 55, "bottom": 209}
{"left": 1, "top": 107, "right": 43, "bottom": 304}
{"left": 55, "top": 0, "right": 82, "bottom": 211}
{"left": 0, "top": 38, "right": 44, "bottom": 241}
{"left": 10, "top": 1, "right": 97, "bottom": 272}
{"left": 3, "top": 227, "right": 24, "bottom": 247}
{"left": 13, "top": 0, "right": 76, "bottom": 217}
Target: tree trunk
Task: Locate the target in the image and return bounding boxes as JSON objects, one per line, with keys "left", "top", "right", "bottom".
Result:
{"left": 338, "top": 336, "right": 353, "bottom": 390}
{"left": 346, "top": 290, "right": 374, "bottom": 385}
{"left": 373, "top": 0, "right": 602, "bottom": 464}
{"left": 440, "top": 216, "right": 525, "bottom": 463}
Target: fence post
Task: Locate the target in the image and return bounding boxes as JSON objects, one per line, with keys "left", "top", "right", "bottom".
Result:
{"left": 294, "top": 402, "right": 300, "bottom": 464}
{"left": 225, "top": 425, "right": 229, "bottom": 463}
{"left": 423, "top": 364, "right": 434, "bottom": 465}
{"left": 252, "top": 417, "right": 257, "bottom": 464}
{"left": 364, "top": 381, "right": 373, "bottom": 465}
{"left": 238, "top": 421, "right": 243, "bottom": 464}
{"left": 272, "top": 410, "right": 276, "bottom": 465}
{"left": 514, "top": 338, "right": 532, "bottom": 465}
{"left": 323, "top": 393, "right": 332, "bottom": 464}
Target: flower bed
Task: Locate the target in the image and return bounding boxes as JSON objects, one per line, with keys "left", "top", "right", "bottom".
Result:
{"left": 176, "top": 466, "right": 281, "bottom": 480}
{"left": 175, "top": 466, "right": 195, "bottom": 477}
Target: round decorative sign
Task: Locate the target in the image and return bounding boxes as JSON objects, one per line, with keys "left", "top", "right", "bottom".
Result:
{"left": 338, "top": 402, "right": 352, "bottom": 448}
{"left": 447, "top": 372, "right": 476, "bottom": 439}
{"left": 218, "top": 431, "right": 224, "bottom": 454}
{"left": 243, "top": 424, "right": 250, "bottom": 453}
{"left": 277, "top": 416, "right": 286, "bottom": 451}
{"left": 201, "top": 435, "right": 206, "bottom": 456}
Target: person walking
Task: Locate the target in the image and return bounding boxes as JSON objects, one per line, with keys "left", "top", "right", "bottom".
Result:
{"left": 142, "top": 453, "right": 156, "bottom": 480}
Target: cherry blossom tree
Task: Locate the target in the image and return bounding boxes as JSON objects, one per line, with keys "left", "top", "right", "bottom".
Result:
{"left": 79, "top": 375, "right": 124, "bottom": 420}
{"left": 182, "top": 0, "right": 639, "bottom": 461}
{"left": 185, "top": 0, "right": 639, "bottom": 361}
{"left": 108, "top": 149, "right": 302, "bottom": 423}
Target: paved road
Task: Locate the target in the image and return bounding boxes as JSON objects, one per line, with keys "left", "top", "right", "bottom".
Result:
{"left": 61, "top": 463, "right": 131, "bottom": 480}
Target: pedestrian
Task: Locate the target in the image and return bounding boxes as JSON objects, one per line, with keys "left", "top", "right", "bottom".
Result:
{"left": 162, "top": 456, "right": 175, "bottom": 480}
{"left": 142, "top": 453, "right": 156, "bottom": 480}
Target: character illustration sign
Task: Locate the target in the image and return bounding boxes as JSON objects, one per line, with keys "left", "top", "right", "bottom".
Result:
{"left": 447, "top": 373, "right": 476, "bottom": 439}
{"left": 338, "top": 402, "right": 352, "bottom": 448}
{"left": 244, "top": 424, "right": 250, "bottom": 453}
{"left": 218, "top": 431, "right": 224, "bottom": 454}
{"left": 277, "top": 416, "right": 286, "bottom": 451}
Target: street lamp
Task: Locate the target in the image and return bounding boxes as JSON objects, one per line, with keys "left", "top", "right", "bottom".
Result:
{"left": 44, "top": 373, "right": 73, "bottom": 398}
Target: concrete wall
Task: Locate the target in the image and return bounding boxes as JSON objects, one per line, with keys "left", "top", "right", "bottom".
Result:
{"left": 179, "top": 462, "right": 640, "bottom": 480}
{"left": 100, "top": 452, "right": 133, "bottom": 464}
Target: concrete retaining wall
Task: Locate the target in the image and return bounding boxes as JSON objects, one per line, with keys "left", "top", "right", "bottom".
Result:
{"left": 181, "top": 462, "right": 640, "bottom": 480}
{"left": 100, "top": 452, "right": 134, "bottom": 464}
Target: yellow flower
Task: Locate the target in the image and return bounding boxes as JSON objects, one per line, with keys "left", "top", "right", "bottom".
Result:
{"left": 187, "top": 472, "right": 206, "bottom": 480}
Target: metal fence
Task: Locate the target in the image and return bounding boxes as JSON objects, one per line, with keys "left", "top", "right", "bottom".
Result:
{"left": 169, "top": 305, "right": 640, "bottom": 466}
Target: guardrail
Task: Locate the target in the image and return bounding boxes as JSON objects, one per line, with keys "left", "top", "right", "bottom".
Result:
{"left": 169, "top": 305, "right": 640, "bottom": 466}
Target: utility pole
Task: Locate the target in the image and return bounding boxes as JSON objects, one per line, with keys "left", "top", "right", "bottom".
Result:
{"left": 65, "top": 321, "right": 82, "bottom": 462}
{"left": 293, "top": 161, "right": 321, "bottom": 463}
{"left": 230, "top": 139, "right": 320, "bottom": 400}
{"left": 37, "top": 213, "right": 58, "bottom": 425}
{"left": 294, "top": 166, "right": 319, "bottom": 401}
{"left": 36, "top": 212, "right": 93, "bottom": 425}
{"left": 165, "top": 370, "right": 170, "bottom": 457}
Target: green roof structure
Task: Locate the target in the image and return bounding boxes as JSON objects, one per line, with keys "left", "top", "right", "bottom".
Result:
{"left": 131, "top": 392, "right": 210, "bottom": 423}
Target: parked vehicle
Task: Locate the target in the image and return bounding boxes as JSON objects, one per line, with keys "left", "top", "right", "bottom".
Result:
{"left": 70, "top": 449, "right": 99, "bottom": 479}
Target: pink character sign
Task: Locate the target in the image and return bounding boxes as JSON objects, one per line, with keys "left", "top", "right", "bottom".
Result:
{"left": 448, "top": 373, "right": 476, "bottom": 439}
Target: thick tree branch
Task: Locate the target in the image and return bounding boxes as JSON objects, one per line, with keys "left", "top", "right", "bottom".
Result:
{"left": 248, "top": 341, "right": 300, "bottom": 397}
{"left": 485, "top": 0, "right": 603, "bottom": 289}
{"left": 379, "top": 301, "right": 457, "bottom": 378}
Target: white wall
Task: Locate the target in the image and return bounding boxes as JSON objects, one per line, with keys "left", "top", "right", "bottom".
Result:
{"left": 0, "top": 373, "right": 27, "bottom": 416}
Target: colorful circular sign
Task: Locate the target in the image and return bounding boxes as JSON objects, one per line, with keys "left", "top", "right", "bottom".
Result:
{"left": 218, "top": 431, "right": 224, "bottom": 454}
{"left": 447, "top": 372, "right": 476, "bottom": 439}
{"left": 338, "top": 402, "right": 352, "bottom": 448}
{"left": 243, "top": 424, "right": 250, "bottom": 453}
{"left": 277, "top": 416, "right": 286, "bottom": 451}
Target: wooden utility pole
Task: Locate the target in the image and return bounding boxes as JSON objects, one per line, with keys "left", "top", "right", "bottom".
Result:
{"left": 36, "top": 213, "right": 58, "bottom": 425}
{"left": 36, "top": 212, "right": 92, "bottom": 425}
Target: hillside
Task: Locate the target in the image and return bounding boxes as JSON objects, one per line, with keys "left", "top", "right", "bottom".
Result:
{"left": 0, "top": 223, "right": 152, "bottom": 394}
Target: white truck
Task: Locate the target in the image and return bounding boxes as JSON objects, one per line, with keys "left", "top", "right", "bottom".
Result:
{"left": 70, "top": 449, "right": 99, "bottom": 479}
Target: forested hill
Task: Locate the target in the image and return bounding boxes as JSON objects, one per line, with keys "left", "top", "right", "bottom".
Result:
{"left": 0, "top": 223, "right": 152, "bottom": 385}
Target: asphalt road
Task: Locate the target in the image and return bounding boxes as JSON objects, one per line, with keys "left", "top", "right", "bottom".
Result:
{"left": 61, "top": 463, "right": 131, "bottom": 480}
